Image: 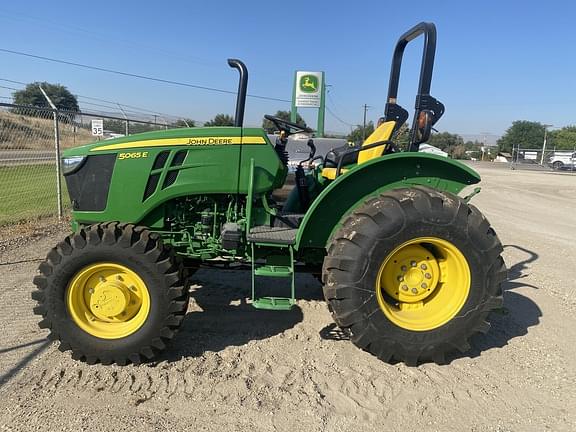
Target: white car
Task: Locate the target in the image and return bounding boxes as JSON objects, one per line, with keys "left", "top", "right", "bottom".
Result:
{"left": 549, "top": 152, "right": 576, "bottom": 170}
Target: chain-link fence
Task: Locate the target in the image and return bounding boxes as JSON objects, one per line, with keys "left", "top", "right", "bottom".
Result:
{"left": 510, "top": 146, "right": 576, "bottom": 173}
{"left": 0, "top": 102, "right": 188, "bottom": 226}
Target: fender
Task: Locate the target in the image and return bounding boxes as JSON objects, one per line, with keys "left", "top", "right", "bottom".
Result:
{"left": 294, "top": 152, "right": 480, "bottom": 250}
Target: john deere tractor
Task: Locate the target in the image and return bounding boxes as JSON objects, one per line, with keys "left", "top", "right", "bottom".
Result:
{"left": 32, "top": 23, "right": 505, "bottom": 366}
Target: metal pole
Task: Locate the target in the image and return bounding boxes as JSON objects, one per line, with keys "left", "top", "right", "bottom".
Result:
{"left": 117, "top": 103, "right": 129, "bottom": 136}
{"left": 362, "top": 104, "right": 370, "bottom": 141}
{"left": 290, "top": 71, "right": 298, "bottom": 123}
{"left": 316, "top": 71, "right": 326, "bottom": 137}
{"left": 39, "top": 85, "right": 63, "bottom": 220}
{"left": 541, "top": 124, "right": 553, "bottom": 165}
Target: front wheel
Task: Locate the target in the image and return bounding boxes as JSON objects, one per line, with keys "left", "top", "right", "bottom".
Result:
{"left": 322, "top": 187, "right": 506, "bottom": 365}
{"left": 552, "top": 161, "right": 563, "bottom": 170}
{"left": 32, "top": 222, "right": 190, "bottom": 365}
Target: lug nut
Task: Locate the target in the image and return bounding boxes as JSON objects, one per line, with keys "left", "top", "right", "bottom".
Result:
{"left": 88, "top": 288, "right": 94, "bottom": 294}
{"left": 99, "top": 276, "right": 106, "bottom": 283}
{"left": 410, "top": 261, "right": 417, "bottom": 267}
{"left": 420, "top": 264, "right": 427, "bottom": 270}
{"left": 397, "top": 275, "right": 404, "bottom": 281}
{"left": 425, "top": 273, "right": 432, "bottom": 279}
{"left": 421, "top": 283, "right": 428, "bottom": 289}
{"left": 402, "top": 285, "right": 409, "bottom": 291}
{"left": 411, "top": 288, "right": 418, "bottom": 294}
{"left": 401, "top": 265, "right": 407, "bottom": 272}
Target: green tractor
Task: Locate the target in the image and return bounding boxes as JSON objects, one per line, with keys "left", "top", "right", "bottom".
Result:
{"left": 32, "top": 23, "right": 505, "bottom": 366}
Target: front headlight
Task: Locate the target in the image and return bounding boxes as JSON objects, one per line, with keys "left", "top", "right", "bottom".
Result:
{"left": 62, "top": 156, "right": 86, "bottom": 176}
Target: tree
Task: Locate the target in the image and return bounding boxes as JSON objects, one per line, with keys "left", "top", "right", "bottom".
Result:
{"left": 427, "top": 132, "right": 464, "bottom": 151}
{"left": 13, "top": 82, "right": 79, "bottom": 112}
{"left": 347, "top": 121, "right": 375, "bottom": 144}
{"left": 204, "top": 114, "right": 234, "bottom": 127}
{"left": 497, "top": 121, "right": 545, "bottom": 152}
{"left": 549, "top": 126, "right": 576, "bottom": 150}
{"left": 261, "top": 110, "right": 307, "bottom": 133}
{"left": 170, "top": 118, "right": 195, "bottom": 128}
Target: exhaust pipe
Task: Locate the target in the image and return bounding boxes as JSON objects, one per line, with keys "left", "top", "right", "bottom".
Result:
{"left": 227, "top": 59, "right": 248, "bottom": 128}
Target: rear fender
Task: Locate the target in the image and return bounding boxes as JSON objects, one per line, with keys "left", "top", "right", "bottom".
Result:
{"left": 294, "top": 153, "right": 480, "bottom": 250}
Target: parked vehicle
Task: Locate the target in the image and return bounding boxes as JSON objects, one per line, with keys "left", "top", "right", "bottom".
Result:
{"left": 549, "top": 152, "right": 576, "bottom": 170}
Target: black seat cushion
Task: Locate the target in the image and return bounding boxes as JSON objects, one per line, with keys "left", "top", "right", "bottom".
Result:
{"left": 324, "top": 143, "right": 360, "bottom": 168}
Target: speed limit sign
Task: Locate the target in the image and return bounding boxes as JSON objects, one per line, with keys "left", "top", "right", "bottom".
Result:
{"left": 91, "top": 119, "right": 104, "bottom": 136}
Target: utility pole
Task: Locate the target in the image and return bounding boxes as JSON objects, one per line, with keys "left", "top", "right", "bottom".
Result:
{"left": 541, "top": 124, "right": 553, "bottom": 165}
{"left": 362, "top": 104, "right": 371, "bottom": 141}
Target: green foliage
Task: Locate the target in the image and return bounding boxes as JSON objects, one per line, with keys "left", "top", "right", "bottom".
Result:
{"left": 103, "top": 119, "right": 158, "bottom": 135}
{"left": 549, "top": 126, "right": 576, "bottom": 150}
{"left": 394, "top": 123, "right": 410, "bottom": 151}
{"left": 261, "top": 110, "right": 307, "bottom": 133}
{"left": 347, "top": 121, "right": 374, "bottom": 144}
{"left": 13, "top": 82, "right": 79, "bottom": 112}
{"left": 204, "top": 114, "right": 234, "bottom": 127}
{"left": 497, "top": 121, "right": 545, "bottom": 152}
{"left": 427, "top": 132, "right": 464, "bottom": 151}
{"left": 170, "top": 118, "right": 195, "bottom": 128}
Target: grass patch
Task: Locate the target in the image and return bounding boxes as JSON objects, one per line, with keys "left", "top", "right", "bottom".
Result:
{"left": 0, "top": 164, "right": 68, "bottom": 225}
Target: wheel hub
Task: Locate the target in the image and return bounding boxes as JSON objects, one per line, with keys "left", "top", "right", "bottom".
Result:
{"left": 382, "top": 244, "right": 440, "bottom": 303}
{"left": 375, "top": 237, "right": 471, "bottom": 332}
{"left": 89, "top": 280, "right": 131, "bottom": 320}
{"left": 66, "top": 263, "right": 150, "bottom": 339}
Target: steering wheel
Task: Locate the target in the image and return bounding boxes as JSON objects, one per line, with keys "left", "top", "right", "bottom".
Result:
{"left": 264, "top": 114, "right": 314, "bottom": 135}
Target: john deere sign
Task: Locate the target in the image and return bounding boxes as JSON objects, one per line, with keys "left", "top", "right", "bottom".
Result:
{"left": 291, "top": 70, "right": 326, "bottom": 137}
{"left": 294, "top": 71, "right": 323, "bottom": 108}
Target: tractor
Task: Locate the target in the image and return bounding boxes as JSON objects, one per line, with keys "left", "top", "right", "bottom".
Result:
{"left": 32, "top": 22, "right": 506, "bottom": 366}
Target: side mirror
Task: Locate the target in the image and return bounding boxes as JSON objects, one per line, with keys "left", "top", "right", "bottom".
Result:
{"left": 414, "top": 110, "right": 433, "bottom": 144}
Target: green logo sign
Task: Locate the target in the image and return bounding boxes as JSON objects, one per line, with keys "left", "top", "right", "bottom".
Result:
{"left": 299, "top": 74, "right": 318, "bottom": 93}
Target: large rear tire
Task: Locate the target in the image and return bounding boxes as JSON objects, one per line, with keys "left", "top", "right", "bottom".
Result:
{"left": 32, "top": 222, "right": 190, "bottom": 365}
{"left": 322, "top": 187, "right": 506, "bottom": 365}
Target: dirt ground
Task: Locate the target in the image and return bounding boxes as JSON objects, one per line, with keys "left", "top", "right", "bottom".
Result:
{"left": 0, "top": 163, "right": 575, "bottom": 432}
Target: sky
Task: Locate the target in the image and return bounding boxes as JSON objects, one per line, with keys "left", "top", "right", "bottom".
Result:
{"left": 0, "top": 0, "right": 575, "bottom": 140}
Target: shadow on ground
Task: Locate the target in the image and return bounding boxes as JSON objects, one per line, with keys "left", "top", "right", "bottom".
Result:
{"left": 161, "top": 271, "right": 323, "bottom": 362}
{"left": 459, "top": 244, "right": 542, "bottom": 360}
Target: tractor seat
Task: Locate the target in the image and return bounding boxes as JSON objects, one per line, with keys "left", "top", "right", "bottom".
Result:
{"left": 321, "top": 120, "right": 396, "bottom": 180}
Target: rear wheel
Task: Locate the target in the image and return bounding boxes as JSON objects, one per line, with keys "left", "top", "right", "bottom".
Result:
{"left": 322, "top": 187, "right": 506, "bottom": 365}
{"left": 552, "top": 161, "right": 563, "bottom": 170}
{"left": 32, "top": 222, "right": 190, "bottom": 365}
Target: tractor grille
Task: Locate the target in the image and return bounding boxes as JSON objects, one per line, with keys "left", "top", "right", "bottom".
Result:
{"left": 162, "top": 171, "right": 178, "bottom": 189}
{"left": 142, "top": 150, "right": 188, "bottom": 201}
{"left": 143, "top": 174, "right": 160, "bottom": 201}
{"left": 171, "top": 150, "right": 187, "bottom": 166}
{"left": 65, "top": 154, "right": 116, "bottom": 211}
{"left": 152, "top": 150, "right": 170, "bottom": 169}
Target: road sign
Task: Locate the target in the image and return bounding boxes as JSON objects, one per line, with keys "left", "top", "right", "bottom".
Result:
{"left": 294, "top": 71, "right": 323, "bottom": 108}
{"left": 91, "top": 119, "right": 104, "bottom": 136}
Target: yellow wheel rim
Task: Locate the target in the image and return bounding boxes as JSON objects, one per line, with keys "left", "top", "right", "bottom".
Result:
{"left": 376, "top": 237, "right": 470, "bottom": 331}
{"left": 66, "top": 263, "right": 151, "bottom": 339}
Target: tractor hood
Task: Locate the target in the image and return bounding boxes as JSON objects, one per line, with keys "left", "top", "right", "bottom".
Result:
{"left": 63, "top": 126, "right": 269, "bottom": 157}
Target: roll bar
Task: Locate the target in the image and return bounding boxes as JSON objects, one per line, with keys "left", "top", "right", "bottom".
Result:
{"left": 227, "top": 58, "right": 248, "bottom": 128}
{"left": 383, "top": 22, "right": 445, "bottom": 152}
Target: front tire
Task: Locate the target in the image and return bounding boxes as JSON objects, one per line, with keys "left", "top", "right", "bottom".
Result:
{"left": 322, "top": 187, "right": 506, "bottom": 365}
{"left": 32, "top": 222, "right": 190, "bottom": 365}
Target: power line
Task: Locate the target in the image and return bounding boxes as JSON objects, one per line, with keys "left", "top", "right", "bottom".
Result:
{"left": 0, "top": 48, "right": 291, "bottom": 103}
{"left": 0, "top": 78, "right": 186, "bottom": 119}
{"left": 325, "top": 105, "right": 354, "bottom": 127}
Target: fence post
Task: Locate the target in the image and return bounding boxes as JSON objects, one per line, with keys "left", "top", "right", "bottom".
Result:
{"left": 39, "top": 86, "right": 63, "bottom": 220}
